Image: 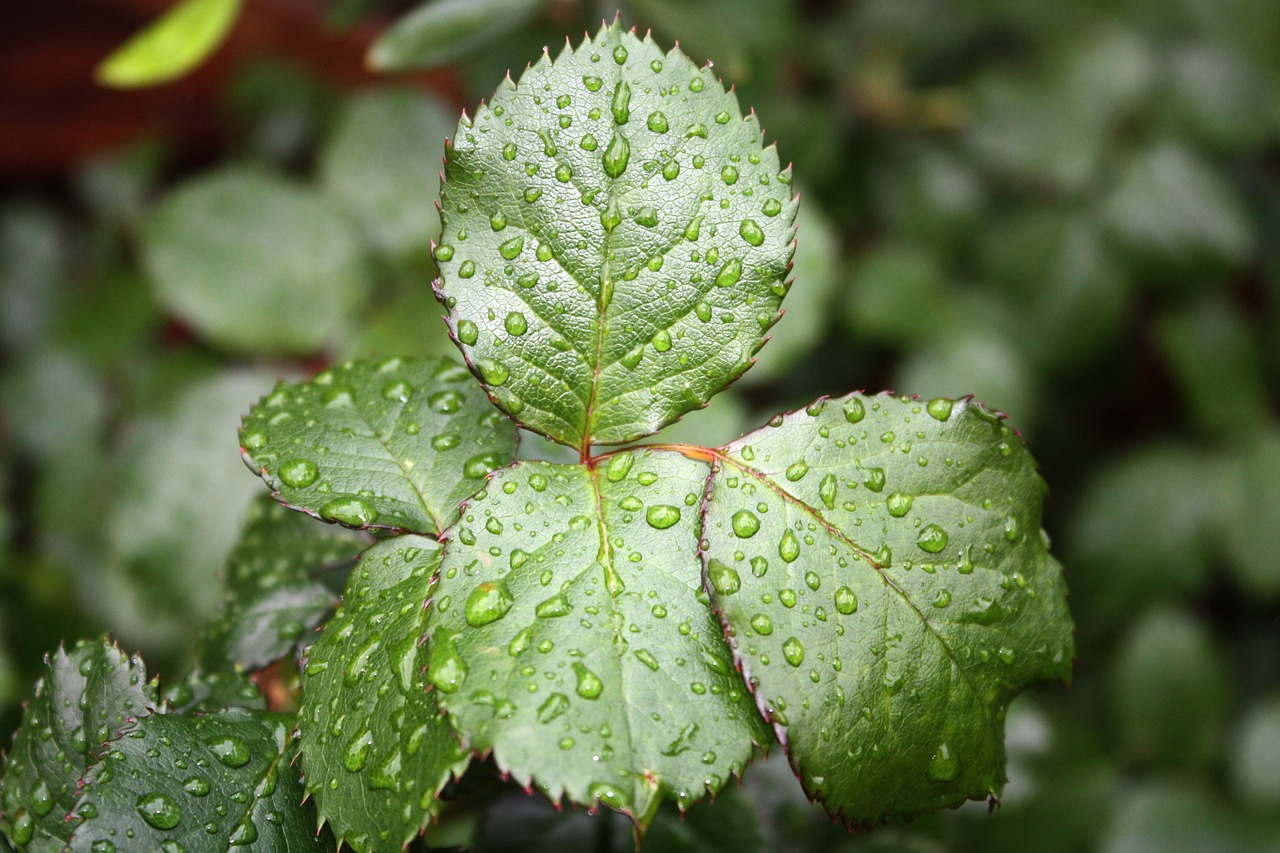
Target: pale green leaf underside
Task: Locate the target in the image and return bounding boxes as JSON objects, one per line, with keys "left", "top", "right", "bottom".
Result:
{"left": 428, "top": 454, "right": 769, "bottom": 824}
{"left": 434, "top": 23, "right": 796, "bottom": 451}
{"left": 0, "top": 639, "right": 156, "bottom": 851}
{"left": 700, "top": 393, "right": 1074, "bottom": 825}
{"left": 69, "top": 710, "right": 326, "bottom": 852}
{"left": 199, "top": 495, "right": 363, "bottom": 672}
{"left": 240, "top": 355, "right": 518, "bottom": 535}
{"left": 96, "top": 0, "right": 242, "bottom": 89}
{"left": 300, "top": 536, "right": 469, "bottom": 852}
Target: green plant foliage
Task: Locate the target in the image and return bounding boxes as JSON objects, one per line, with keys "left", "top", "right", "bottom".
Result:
{"left": 199, "top": 495, "right": 364, "bottom": 673}
{"left": 319, "top": 89, "right": 455, "bottom": 259}
{"left": 239, "top": 356, "right": 519, "bottom": 535}
{"left": 95, "top": 0, "right": 243, "bottom": 89}
{"left": 0, "top": 639, "right": 156, "bottom": 850}
{"left": 141, "top": 168, "right": 370, "bottom": 354}
{"left": 299, "top": 536, "right": 469, "bottom": 851}
{"left": 68, "top": 709, "right": 326, "bottom": 851}
{"left": 433, "top": 24, "right": 796, "bottom": 451}
{"left": 368, "top": 0, "right": 546, "bottom": 71}
{"left": 427, "top": 454, "right": 769, "bottom": 824}
{"left": 701, "top": 393, "right": 1073, "bottom": 824}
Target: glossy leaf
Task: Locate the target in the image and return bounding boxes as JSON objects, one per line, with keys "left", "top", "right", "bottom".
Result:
{"left": 428, "top": 454, "right": 770, "bottom": 825}
{"left": 68, "top": 709, "right": 327, "bottom": 851}
{"left": 368, "top": 0, "right": 546, "bottom": 71}
{"left": 141, "top": 167, "right": 369, "bottom": 354}
{"left": 700, "top": 393, "right": 1074, "bottom": 825}
{"left": 239, "top": 355, "right": 519, "bottom": 535}
{"left": 160, "top": 669, "right": 266, "bottom": 714}
{"left": 299, "top": 536, "right": 469, "bottom": 851}
{"left": 0, "top": 638, "right": 157, "bottom": 851}
{"left": 95, "top": 0, "right": 243, "bottom": 89}
{"left": 434, "top": 23, "right": 796, "bottom": 452}
{"left": 200, "top": 495, "right": 364, "bottom": 672}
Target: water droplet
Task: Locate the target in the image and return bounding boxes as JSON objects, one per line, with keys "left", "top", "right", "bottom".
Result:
{"left": 785, "top": 461, "right": 809, "bottom": 481}
{"left": 779, "top": 588, "right": 797, "bottom": 608}
{"left": 456, "top": 320, "right": 479, "bottom": 345}
{"left": 603, "top": 132, "right": 630, "bottom": 178}
{"left": 834, "top": 586, "right": 858, "bottom": 614}
{"left": 634, "top": 206, "right": 659, "bottom": 227}
{"left": 182, "top": 776, "right": 210, "bottom": 797}
{"left": 805, "top": 571, "right": 821, "bottom": 591}
{"left": 926, "top": 743, "right": 959, "bottom": 782}
{"left": 573, "top": 662, "right": 604, "bottom": 699}
{"left": 537, "top": 692, "right": 569, "bottom": 723}
{"left": 583, "top": 75, "right": 603, "bottom": 92}
{"left": 502, "top": 142, "right": 518, "bottom": 160}
{"left": 463, "top": 452, "right": 502, "bottom": 479}
{"left": 646, "top": 505, "right": 681, "bottom": 529}
{"left": 206, "top": 735, "right": 251, "bottom": 768}
{"left": 739, "top": 219, "right": 765, "bottom": 246}
{"left": 763, "top": 198, "right": 783, "bottom": 217}
{"left": 651, "top": 328, "right": 672, "bottom": 351}
{"left": 31, "top": 782, "right": 53, "bottom": 816}
{"left": 613, "top": 44, "right": 628, "bottom": 64}
{"left": 489, "top": 211, "right": 507, "bottom": 231}
{"left": 601, "top": 198, "right": 622, "bottom": 232}
{"left": 731, "top": 510, "right": 760, "bottom": 538}
{"left": 555, "top": 163, "right": 573, "bottom": 183}
{"left": 933, "top": 589, "right": 952, "bottom": 608}
{"left": 750, "top": 613, "right": 774, "bottom": 635}
{"left": 605, "top": 453, "right": 633, "bottom": 482}
{"left": 90, "top": 840, "right": 114, "bottom": 853}
{"left": 343, "top": 729, "right": 373, "bottom": 772}
{"left": 459, "top": 260, "right": 476, "bottom": 278}
{"left": 708, "top": 559, "right": 741, "bottom": 595}
{"left": 779, "top": 530, "right": 801, "bottom": 563}
{"left": 434, "top": 244, "right": 454, "bottom": 262}
{"left": 241, "top": 430, "right": 267, "bottom": 451}
{"left": 465, "top": 581, "right": 515, "bottom": 627}
{"left": 499, "top": 235, "right": 524, "bottom": 260}
{"left": 427, "top": 633, "right": 467, "bottom": 693}
{"left": 722, "top": 165, "right": 739, "bottom": 185}
{"left": 477, "top": 360, "right": 509, "bottom": 387}
{"left": 819, "top": 474, "right": 837, "bottom": 510}
{"left": 647, "top": 110, "right": 668, "bottom": 133}
{"left": 1004, "top": 515, "right": 1020, "bottom": 543}
{"left": 320, "top": 497, "right": 380, "bottom": 528}
{"left": 590, "top": 781, "right": 627, "bottom": 809}
{"left": 843, "top": 397, "right": 866, "bottom": 423}
{"left": 886, "top": 492, "right": 913, "bottom": 518}
{"left": 536, "top": 593, "right": 571, "bottom": 618}
{"left": 504, "top": 312, "right": 528, "bottom": 336}
{"left": 917, "top": 524, "right": 949, "bottom": 553}
{"left": 715, "top": 258, "right": 743, "bottom": 288}
{"left": 927, "top": 398, "right": 954, "bottom": 421}
{"left": 689, "top": 76, "right": 704, "bottom": 92}
{"left": 11, "top": 810, "right": 33, "bottom": 845}
{"left": 782, "top": 637, "right": 805, "bottom": 667}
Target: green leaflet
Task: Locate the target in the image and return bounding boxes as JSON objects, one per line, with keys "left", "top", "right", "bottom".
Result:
{"left": 0, "top": 638, "right": 156, "bottom": 851}
{"left": 239, "top": 355, "right": 519, "bottom": 535}
{"left": 68, "top": 710, "right": 328, "bottom": 851}
{"left": 199, "top": 495, "right": 364, "bottom": 672}
{"left": 95, "top": 0, "right": 243, "bottom": 89}
{"left": 434, "top": 23, "right": 796, "bottom": 452}
{"left": 700, "top": 393, "right": 1074, "bottom": 825}
{"left": 427, "top": 454, "right": 769, "bottom": 826}
{"left": 299, "top": 536, "right": 469, "bottom": 851}
{"left": 368, "top": 0, "right": 545, "bottom": 71}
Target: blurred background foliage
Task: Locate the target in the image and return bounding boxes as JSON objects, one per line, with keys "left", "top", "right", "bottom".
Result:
{"left": 2, "top": 0, "right": 1279, "bottom": 850}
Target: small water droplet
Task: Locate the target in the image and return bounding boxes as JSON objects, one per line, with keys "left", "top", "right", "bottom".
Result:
{"left": 647, "top": 110, "right": 668, "bottom": 133}
{"left": 583, "top": 75, "right": 603, "bottom": 92}
{"left": 182, "top": 776, "right": 211, "bottom": 797}
{"left": 722, "top": 165, "right": 739, "bottom": 185}
{"left": 434, "top": 244, "right": 454, "bottom": 262}
{"left": 763, "top": 198, "right": 783, "bottom": 217}
{"left": 750, "top": 613, "right": 774, "bottom": 635}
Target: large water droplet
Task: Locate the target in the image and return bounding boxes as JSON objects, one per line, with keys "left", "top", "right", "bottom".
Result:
{"left": 739, "top": 219, "right": 765, "bottom": 246}
{"left": 785, "top": 461, "right": 809, "bottom": 481}
{"left": 708, "top": 559, "right": 741, "bottom": 595}
{"left": 573, "top": 663, "right": 604, "bottom": 699}
{"left": 206, "top": 735, "right": 251, "bottom": 768}
{"left": 779, "top": 529, "right": 801, "bottom": 563}
{"left": 537, "top": 692, "right": 569, "bottom": 723}
{"left": 536, "top": 593, "right": 571, "bottom": 618}
{"left": 646, "top": 504, "right": 681, "bottom": 529}
{"left": 782, "top": 637, "right": 805, "bottom": 667}
{"left": 605, "top": 453, "right": 633, "bottom": 482}
{"left": 504, "top": 312, "right": 528, "bottom": 336}
{"left": 343, "top": 729, "right": 373, "bottom": 772}
{"left": 647, "top": 110, "right": 669, "bottom": 133}
{"left": 278, "top": 459, "right": 319, "bottom": 489}
{"left": 731, "top": 510, "right": 760, "bottom": 538}
{"left": 465, "top": 581, "right": 515, "bottom": 627}
{"left": 715, "top": 258, "right": 743, "bottom": 288}
{"left": 886, "top": 492, "right": 913, "bottom": 518}
{"left": 611, "top": 81, "right": 631, "bottom": 124}
{"left": 320, "top": 497, "right": 380, "bottom": 528}
{"left": 917, "top": 524, "right": 949, "bottom": 554}
{"left": 750, "top": 613, "right": 773, "bottom": 635}
{"left": 843, "top": 397, "right": 866, "bottom": 423}
{"left": 456, "top": 319, "right": 479, "bottom": 345}
{"left": 927, "top": 398, "right": 954, "bottom": 421}
{"left": 926, "top": 743, "right": 959, "bottom": 781}
{"left": 182, "top": 776, "right": 211, "bottom": 797}
{"left": 427, "top": 633, "right": 467, "bottom": 693}
{"left": 499, "top": 235, "right": 524, "bottom": 260}
{"left": 463, "top": 452, "right": 502, "bottom": 479}
{"left": 603, "top": 132, "right": 630, "bottom": 178}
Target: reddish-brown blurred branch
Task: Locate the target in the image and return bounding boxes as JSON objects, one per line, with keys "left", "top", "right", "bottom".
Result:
{"left": 0, "top": 0, "right": 461, "bottom": 178}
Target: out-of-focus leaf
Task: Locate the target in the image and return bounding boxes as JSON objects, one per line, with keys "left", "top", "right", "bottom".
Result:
{"left": 0, "top": 201, "right": 65, "bottom": 354}
{"left": 300, "top": 536, "right": 469, "bottom": 851}
{"left": 0, "top": 638, "right": 157, "bottom": 851}
{"left": 1162, "top": 44, "right": 1279, "bottom": 152}
{"left": 1232, "top": 695, "right": 1280, "bottom": 810}
{"left": 239, "top": 356, "right": 519, "bottom": 535}
{"left": 702, "top": 393, "right": 1073, "bottom": 825}
{"left": 104, "top": 370, "right": 273, "bottom": 651}
{"left": 345, "top": 283, "right": 459, "bottom": 362}
{"left": 894, "top": 328, "right": 1038, "bottom": 428}
{"left": 435, "top": 25, "right": 796, "bottom": 450}
{"left": 95, "top": 0, "right": 243, "bottom": 89}
{"left": 53, "top": 270, "right": 160, "bottom": 367}
{"left": 876, "top": 143, "right": 986, "bottom": 256}
{"left": 0, "top": 349, "right": 106, "bottom": 463}
{"left": 368, "top": 0, "right": 546, "bottom": 71}
{"left": 745, "top": 195, "right": 839, "bottom": 380}
{"left": 320, "top": 89, "right": 455, "bottom": 259}
{"left": 631, "top": 0, "right": 798, "bottom": 83}
{"left": 1155, "top": 296, "right": 1270, "bottom": 437}
{"left": 141, "top": 168, "right": 370, "bottom": 354}
{"left": 72, "top": 139, "right": 167, "bottom": 229}
{"left": 1100, "top": 784, "right": 1251, "bottom": 853}
{"left": 1067, "top": 444, "right": 1217, "bottom": 628}
{"left": 222, "top": 59, "right": 340, "bottom": 166}
{"left": 1218, "top": 428, "right": 1280, "bottom": 600}
{"left": 1111, "top": 608, "right": 1228, "bottom": 769}
{"left": 68, "top": 710, "right": 328, "bottom": 852}
{"left": 1102, "top": 143, "right": 1252, "bottom": 283}
{"left": 844, "top": 242, "right": 953, "bottom": 345}
{"left": 199, "top": 496, "right": 364, "bottom": 672}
